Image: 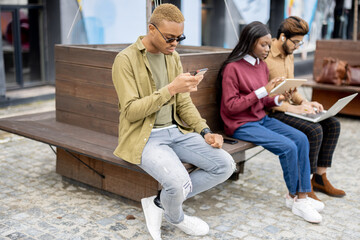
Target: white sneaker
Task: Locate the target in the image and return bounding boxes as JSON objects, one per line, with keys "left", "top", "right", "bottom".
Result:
{"left": 285, "top": 194, "right": 325, "bottom": 212}
{"left": 171, "top": 215, "right": 209, "bottom": 236}
{"left": 292, "top": 197, "right": 322, "bottom": 223}
{"left": 141, "top": 196, "right": 163, "bottom": 240}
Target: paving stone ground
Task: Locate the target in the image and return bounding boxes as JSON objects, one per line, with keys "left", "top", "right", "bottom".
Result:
{"left": 0, "top": 99, "right": 359, "bottom": 240}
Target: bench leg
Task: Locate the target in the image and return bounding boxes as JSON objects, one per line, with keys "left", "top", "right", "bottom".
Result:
{"left": 238, "top": 161, "right": 245, "bottom": 174}
{"left": 229, "top": 161, "right": 245, "bottom": 181}
{"left": 229, "top": 151, "right": 246, "bottom": 181}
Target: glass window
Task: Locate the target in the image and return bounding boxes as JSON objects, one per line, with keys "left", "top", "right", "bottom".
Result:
{"left": 1, "top": 4, "right": 44, "bottom": 89}
{"left": 1, "top": 10, "right": 16, "bottom": 87}
{"left": 0, "top": 0, "right": 28, "bottom": 4}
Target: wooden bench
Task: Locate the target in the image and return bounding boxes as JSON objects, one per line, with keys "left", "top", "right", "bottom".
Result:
{"left": 302, "top": 39, "right": 360, "bottom": 117}
{"left": 0, "top": 44, "right": 256, "bottom": 202}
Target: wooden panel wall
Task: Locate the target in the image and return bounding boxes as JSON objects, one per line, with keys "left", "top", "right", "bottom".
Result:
{"left": 312, "top": 40, "right": 360, "bottom": 116}
{"left": 55, "top": 45, "right": 230, "bottom": 135}
{"left": 313, "top": 40, "right": 360, "bottom": 79}
{"left": 55, "top": 46, "right": 119, "bottom": 136}
{"left": 56, "top": 148, "right": 159, "bottom": 202}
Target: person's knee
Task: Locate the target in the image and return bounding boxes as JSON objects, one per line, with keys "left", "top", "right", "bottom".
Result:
{"left": 298, "top": 130, "right": 311, "bottom": 144}
{"left": 282, "top": 140, "right": 298, "bottom": 155}
{"left": 164, "top": 177, "right": 193, "bottom": 200}
{"left": 306, "top": 125, "right": 323, "bottom": 143}
{"left": 211, "top": 151, "right": 236, "bottom": 178}
{"left": 330, "top": 117, "right": 341, "bottom": 130}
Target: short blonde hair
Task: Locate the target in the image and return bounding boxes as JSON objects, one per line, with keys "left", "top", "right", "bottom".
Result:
{"left": 150, "top": 3, "right": 184, "bottom": 26}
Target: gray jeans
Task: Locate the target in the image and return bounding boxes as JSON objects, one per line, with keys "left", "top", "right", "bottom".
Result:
{"left": 139, "top": 127, "right": 235, "bottom": 224}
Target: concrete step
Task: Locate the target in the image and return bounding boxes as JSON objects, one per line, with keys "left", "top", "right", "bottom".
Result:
{"left": 0, "top": 85, "right": 55, "bottom": 108}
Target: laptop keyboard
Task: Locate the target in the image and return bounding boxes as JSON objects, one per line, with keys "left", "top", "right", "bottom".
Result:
{"left": 304, "top": 111, "right": 326, "bottom": 119}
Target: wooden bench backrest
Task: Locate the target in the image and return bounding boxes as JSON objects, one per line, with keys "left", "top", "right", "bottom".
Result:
{"left": 55, "top": 44, "right": 231, "bottom": 136}
{"left": 313, "top": 39, "right": 360, "bottom": 79}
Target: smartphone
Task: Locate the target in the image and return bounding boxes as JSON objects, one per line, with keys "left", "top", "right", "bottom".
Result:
{"left": 193, "top": 68, "right": 208, "bottom": 76}
{"left": 223, "top": 138, "right": 238, "bottom": 145}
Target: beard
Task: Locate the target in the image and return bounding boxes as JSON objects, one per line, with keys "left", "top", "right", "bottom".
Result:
{"left": 282, "top": 42, "right": 293, "bottom": 55}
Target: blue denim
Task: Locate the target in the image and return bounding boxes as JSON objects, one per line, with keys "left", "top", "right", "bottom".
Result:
{"left": 139, "top": 127, "right": 235, "bottom": 224}
{"left": 232, "top": 115, "right": 311, "bottom": 195}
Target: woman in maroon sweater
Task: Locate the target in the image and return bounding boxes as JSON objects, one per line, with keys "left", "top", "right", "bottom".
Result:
{"left": 218, "top": 21, "right": 323, "bottom": 223}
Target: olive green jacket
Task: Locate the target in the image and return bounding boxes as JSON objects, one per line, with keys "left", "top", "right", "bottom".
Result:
{"left": 112, "top": 36, "right": 209, "bottom": 164}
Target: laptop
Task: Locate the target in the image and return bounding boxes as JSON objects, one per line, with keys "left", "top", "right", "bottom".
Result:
{"left": 284, "top": 93, "right": 358, "bottom": 123}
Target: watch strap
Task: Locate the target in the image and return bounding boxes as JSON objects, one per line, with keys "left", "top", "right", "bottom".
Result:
{"left": 200, "top": 128, "right": 212, "bottom": 138}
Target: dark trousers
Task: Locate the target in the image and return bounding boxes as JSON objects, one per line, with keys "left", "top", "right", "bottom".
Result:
{"left": 269, "top": 112, "right": 340, "bottom": 174}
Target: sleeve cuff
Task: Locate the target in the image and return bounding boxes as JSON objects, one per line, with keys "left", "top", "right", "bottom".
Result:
{"left": 159, "top": 86, "right": 173, "bottom": 102}
{"left": 274, "top": 95, "right": 283, "bottom": 106}
{"left": 255, "top": 87, "right": 268, "bottom": 99}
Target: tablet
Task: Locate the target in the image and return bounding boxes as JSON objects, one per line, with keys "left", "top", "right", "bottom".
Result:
{"left": 270, "top": 78, "right": 307, "bottom": 95}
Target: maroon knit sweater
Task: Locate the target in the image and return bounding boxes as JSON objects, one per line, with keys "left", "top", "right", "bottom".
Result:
{"left": 220, "top": 59, "right": 277, "bottom": 136}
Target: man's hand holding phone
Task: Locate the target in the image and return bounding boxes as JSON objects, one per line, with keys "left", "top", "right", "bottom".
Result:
{"left": 168, "top": 68, "right": 208, "bottom": 96}
{"left": 193, "top": 68, "right": 208, "bottom": 77}
{"left": 191, "top": 68, "right": 208, "bottom": 90}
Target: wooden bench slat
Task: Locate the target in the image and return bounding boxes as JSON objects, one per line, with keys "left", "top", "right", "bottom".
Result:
{"left": 55, "top": 44, "right": 230, "bottom": 69}
{"left": 0, "top": 111, "right": 140, "bottom": 171}
{"left": 180, "top": 52, "right": 230, "bottom": 73}
{"left": 56, "top": 61, "right": 114, "bottom": 87}
{"left": 0, "top": 111, "right": 254, "bottom": 164}
{"left": 56, "top": 95, "right": 119, "bottom": 123}
{"left": 315, "top": 39, "right": 360, "bottom": 51}
{"left": 55, "top": 45, "right": 119, "bottom": 68}
{"left": 56, "top": 109, "right": 119, "bottom": 136}
{"left": 303, "top": 80, "right": 360, "bottom": 92}
{"left": 56, "top": 79, "right": 118, "bottom": 104}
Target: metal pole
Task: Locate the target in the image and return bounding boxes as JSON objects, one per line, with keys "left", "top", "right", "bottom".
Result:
{"left": 146, "top": 0, "right": 152, "bottom": 33}
{"left": 354, "top": 0, "right": 358, "bottom": 41}
{"left": 0, "top": 10, "right": 7, "bottom": 97}
{"left": 13, "top": 9, "right": 23, "bottom": 86}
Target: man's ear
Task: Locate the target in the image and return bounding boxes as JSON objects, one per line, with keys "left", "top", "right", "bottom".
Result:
{"left": 280, "top": 33, "right": 285, "bottom": 42}
{"left": 148, "top": 24, "right": 154, "bottom": 32}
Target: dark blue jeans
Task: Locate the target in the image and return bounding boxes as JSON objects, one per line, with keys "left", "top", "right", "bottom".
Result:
{"left": 232, "top": 116, "right": 311, "bottom": 195}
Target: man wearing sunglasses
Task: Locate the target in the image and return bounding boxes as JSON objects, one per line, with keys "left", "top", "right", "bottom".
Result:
{"left": 112, "top": 4, "right": 235, "bottom": 240}
{"left": 265, "top": 16, "right": 345, "bottom": 204}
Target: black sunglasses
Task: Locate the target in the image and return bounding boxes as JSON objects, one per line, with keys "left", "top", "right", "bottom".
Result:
{"left": 151, "top": 23, "right": 186, "bottom": 43}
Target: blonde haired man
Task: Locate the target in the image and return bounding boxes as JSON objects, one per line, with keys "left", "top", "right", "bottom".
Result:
{"left": 112, "top": 4, "right": 235, "bottom": 239}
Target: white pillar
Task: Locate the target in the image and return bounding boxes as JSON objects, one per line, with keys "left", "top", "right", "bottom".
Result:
{"left": 181, "top": 0, "right": 202, "bottom": 46}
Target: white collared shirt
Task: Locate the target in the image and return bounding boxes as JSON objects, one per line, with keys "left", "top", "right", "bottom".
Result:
{"left": 243, "top": 54, "right": 281, "bottom": 106}
{"left": 243, "top": 54, "right": 260, "bottom": 66}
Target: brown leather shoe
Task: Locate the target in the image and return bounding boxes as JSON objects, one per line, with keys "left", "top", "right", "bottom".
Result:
{"left": 311, "top": 173, "right": 346, "bottom": 197}
{"left": 308, "top": 183, "right": 321, "bottom": 201}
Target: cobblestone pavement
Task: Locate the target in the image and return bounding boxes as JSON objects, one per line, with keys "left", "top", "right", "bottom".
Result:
{"left": 0, "top": 100, "right": 360, "bottom": 240}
